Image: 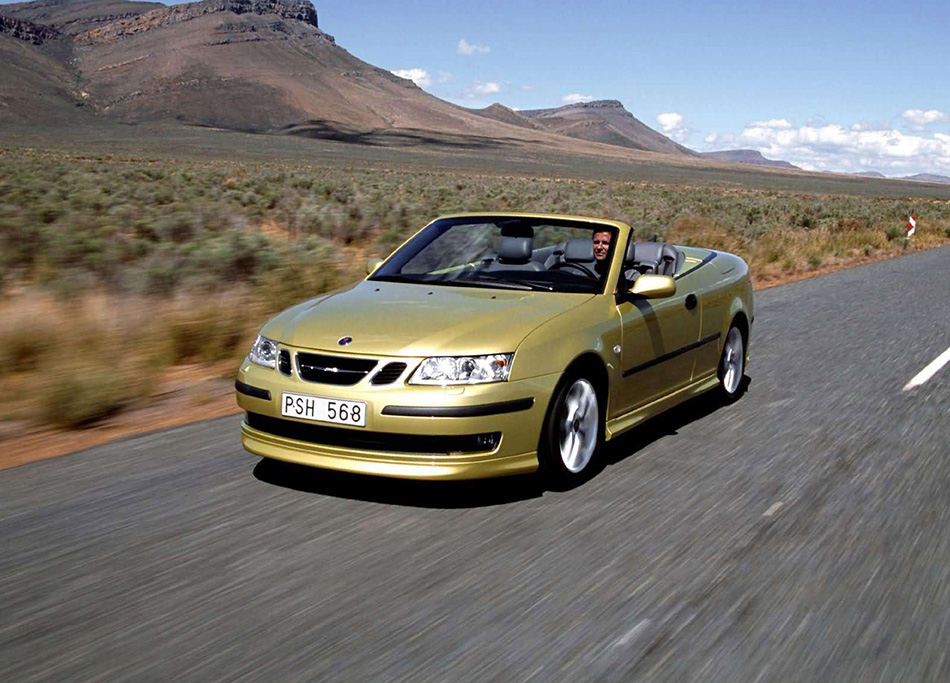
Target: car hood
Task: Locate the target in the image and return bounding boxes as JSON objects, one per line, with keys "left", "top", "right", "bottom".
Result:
{"left": 262, "top": 280, "right": 593, "bottom": 357}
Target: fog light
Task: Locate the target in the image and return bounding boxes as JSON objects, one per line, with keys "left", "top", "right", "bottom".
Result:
{"left": 476, "top": 433, "right": 500, "bottom": 450}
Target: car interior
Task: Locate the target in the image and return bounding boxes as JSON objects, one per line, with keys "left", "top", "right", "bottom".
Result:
{"left": 487, "top": 235, "right": 685, "bottom": 280}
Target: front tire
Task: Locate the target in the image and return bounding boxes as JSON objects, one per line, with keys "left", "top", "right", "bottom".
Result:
{"left": 538, "top": 371, "right": 603, "bottom": 488}
{"left": 717, "top": 325, "right": 746, "bottom": 401}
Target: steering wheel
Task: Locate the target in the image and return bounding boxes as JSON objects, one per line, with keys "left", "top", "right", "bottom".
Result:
{"left": 550, "top": 261, "right": 598, "bottom": 279}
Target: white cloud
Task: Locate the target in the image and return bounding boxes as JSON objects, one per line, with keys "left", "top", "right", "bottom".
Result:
{"left": 901, "top": 109, "right": 950, "bottom": 128}
{"left": 562, "top": 93, "right": 594, "bottom": 105}
{"left": 473, "top": 81, "right": 500, "bottom": 95}
{"left": 656, "top": 112, "right": 689, "bottom": 141}
{"left": 462, "top": 81, "right": 501, "bottom": 99}
{"left": 750, "top": 118, "right": 793, "bottom": 129}
{"left": 656, "top": 112, "right": 683, "bottom": 132}
{"left": 391, "top": 68, "right": 431, "bottom": 88}
{"left": 521, "top": 84, "right": 538, "bottom": 91}
{"left": 458, "top": 39, "right": 490, "bottom": 56}
{"left": 703, "top": 118, "right": 950, "bottom": 174}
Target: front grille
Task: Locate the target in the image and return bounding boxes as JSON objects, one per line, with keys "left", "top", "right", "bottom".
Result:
{"left": 370, "top": 362, "right": 407, "bottom": 385}
{"left": 296, "top": 352, "right": 377, "bottom": 386}
{"left": 278, "top": 349, "right": 292, "bottom": 376}
{"left": 246, "top": 413, "right": 500, "bottom": 454}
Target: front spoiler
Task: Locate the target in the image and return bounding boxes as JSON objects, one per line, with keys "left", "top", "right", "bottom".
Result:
{"left": 241, "top": 421, "right": 539, "bottom": 480}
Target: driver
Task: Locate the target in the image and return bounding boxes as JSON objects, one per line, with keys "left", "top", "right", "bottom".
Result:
{"left": 592, "top": 230, "right": 612, "bottom": 275}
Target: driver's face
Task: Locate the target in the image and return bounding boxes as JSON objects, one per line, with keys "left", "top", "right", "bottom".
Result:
{"left": 592, "top": 231, "right": 611, "bottom": 261}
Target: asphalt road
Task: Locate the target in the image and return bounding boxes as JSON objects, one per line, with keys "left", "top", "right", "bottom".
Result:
{"left": 3, "top": 247, "right": 949, "bottom": 682}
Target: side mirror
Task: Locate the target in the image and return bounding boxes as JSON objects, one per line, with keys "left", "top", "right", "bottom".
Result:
{"left": 631, "top": 274, "right": 676, "bottom": 299}
{"left": 366, "top": 258, "right": 383, "bottom": 275}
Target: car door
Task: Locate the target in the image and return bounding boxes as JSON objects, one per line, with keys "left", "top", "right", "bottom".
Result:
{"left": 685, "top": 260, "right": 732, "bottom": 381}
{"left": 614, "top": 281, "right": 701, "bottom": 414}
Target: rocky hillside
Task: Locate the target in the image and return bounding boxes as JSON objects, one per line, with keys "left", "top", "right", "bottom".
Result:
{"left": 901, "top": 173, "right": 950, "bottom": 184}
{"left": 0, "top": 14, "right": 61, "bottom": 43}
{"left": 515, "top": 100, "right": 695, "bottom": 156}
{"left": 701, "top": 149, "right": 800, "bottom": 170}
{"left": 467, "top": 103, "right": 543, "bottom": 131}
{"left": 1, "top": 0, "right": 616, "bottom": 150}
{"left": 75, "top": 0, "right": 319, "bottom": 44}
{"left": 1, "top": 0, "right": 703, "bottom": 160}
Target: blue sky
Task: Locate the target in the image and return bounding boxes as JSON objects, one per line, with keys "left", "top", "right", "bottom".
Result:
{"left": 5, "top": 0, "right": 949, "bottom": 174}
{"left": 315, "top": 0, "right": 950, "bottom": 175}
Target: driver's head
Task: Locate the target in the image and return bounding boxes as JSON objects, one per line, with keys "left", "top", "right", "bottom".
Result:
{"left": 592, "top": 230, "right": 611, "bottom": 261}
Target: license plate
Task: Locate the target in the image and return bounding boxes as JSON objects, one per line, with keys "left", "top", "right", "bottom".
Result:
{"left": 281, "top": 392, "right": 367, "bottom": 427}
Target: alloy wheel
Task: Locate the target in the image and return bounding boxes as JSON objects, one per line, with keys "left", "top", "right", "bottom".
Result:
{"left": 558, "top": 378, "right": 599, "bottom": 473}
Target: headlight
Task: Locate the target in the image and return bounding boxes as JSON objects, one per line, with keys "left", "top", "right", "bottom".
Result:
{"left": 249, "top": 334, "right": 278, "bottom": 368}
{"left": 409, "top": 354, "right": 513, "bottom": 385}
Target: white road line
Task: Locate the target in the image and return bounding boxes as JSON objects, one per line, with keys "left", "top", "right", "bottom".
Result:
{"left": 903, "top": 346, "right": 950, "bottom": 391}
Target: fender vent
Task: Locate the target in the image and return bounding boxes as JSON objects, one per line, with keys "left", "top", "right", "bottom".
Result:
{"left": 370, "top": 362, "right": 407, "bottom": 385}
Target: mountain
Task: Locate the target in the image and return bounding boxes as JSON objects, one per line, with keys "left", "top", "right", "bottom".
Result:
{"left": 1, "top": 14, "right": 89, "bottom": 125}
{"left": 852, "top": 171, "right": 886, "bottom": 178}
{"left": 1, "top": 0, "right": 163, "bottom": 36}
{"left": 701, "top": 149, "right": 799, "bottom": 170}
{"left": 900, "top": 173, "right": 950, "bottom": 184}
{"left": 0, "top": 1, "right": 545, "bottom": 145}
{"left": 1, "top": 0, "right": 465, "bottom": 132}
{"left": 1, "top": 0, "right": 702, "bottom": 161}
{"left": 512, "top": 100, "right": 695, "bottom": 156}
{"left": 467, "top": 103, "right": 543, "bottom": 131}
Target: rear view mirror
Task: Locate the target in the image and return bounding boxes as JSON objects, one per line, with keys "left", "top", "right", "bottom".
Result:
{"left": 366, "top": 258, "right": 383, "bottom": 275}
{"left": 631, "top": 274, "right": 676, "bottom": 299}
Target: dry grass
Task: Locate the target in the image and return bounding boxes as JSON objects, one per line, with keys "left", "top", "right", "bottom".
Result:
{"left": 0, "top": 292, "right": 263, "bottom": 428}
{"left": 1, "top": 147, "right": 949, "bottom": 429}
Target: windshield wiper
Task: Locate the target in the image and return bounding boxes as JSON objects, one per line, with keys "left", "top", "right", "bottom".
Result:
{"left": 369, "top": 274, "right": 426, "bottom": 284}
{"left": 464, "top": 272, "right": 554, "bottom": 291}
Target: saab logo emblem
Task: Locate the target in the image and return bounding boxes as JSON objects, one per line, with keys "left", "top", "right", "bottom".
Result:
{"left": 338, "top": 336, "right": 353, "bottom": 346}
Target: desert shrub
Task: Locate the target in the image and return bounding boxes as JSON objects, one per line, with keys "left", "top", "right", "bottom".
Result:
{"left": 0, "top": 316, "right": 57, "bottom": 375}
{"left": 885, "top": 226, "right": 905, "bottom": 241}
{"left": 149, "top": 293, "right": 257, "bottom": 367}
{"left": 142, "top": 252, "right": 183, "bottom": 296}
{"left": 156, "top": 212, "right": 197, "bottom": 243}
{"left": 2, "top": 148, "right": 950, "bottom": 300}
{"left": 38, "top": 362, "right": 131, "bottom": 428}
{"left": 256, "top": 239, "right": 342, "bottom": 311}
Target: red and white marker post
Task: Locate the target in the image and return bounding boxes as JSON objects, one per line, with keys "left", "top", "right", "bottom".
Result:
{"left": 907, "top": 215, "right": 917, "bottom": 237}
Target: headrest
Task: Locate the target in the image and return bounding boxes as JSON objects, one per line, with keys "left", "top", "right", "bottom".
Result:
{"left": 497, "top": 236, "right": 533, "bottom": 263}
{"left": 624, "top": 240, "right": 636, "bottom": 264}
{"left": 499, "top": 222, "right": 534, "bottom": 238}
{"left": 633, "top": 241, "right": 664, "bottom": 264}
{"left": 564, "top": 238, "right": 594, "bottom": 262}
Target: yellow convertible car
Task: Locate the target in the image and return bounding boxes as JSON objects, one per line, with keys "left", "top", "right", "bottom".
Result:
{"left": 236, "top": 213, "right": 753, "bottom": 486}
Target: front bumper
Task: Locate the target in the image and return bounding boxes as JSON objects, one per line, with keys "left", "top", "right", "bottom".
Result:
{"left": 236, "top": 354, "right": 559, "bottom": 480}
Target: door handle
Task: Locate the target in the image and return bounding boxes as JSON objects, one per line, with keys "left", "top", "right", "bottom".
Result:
{"left": 685, "top": 294, "right": 698, "bottom": 310}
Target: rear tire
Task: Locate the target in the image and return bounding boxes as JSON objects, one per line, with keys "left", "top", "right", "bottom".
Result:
{"left": 538, "top": 370, "right": 603, "bottom": 488}
{"left": 717, "top": 325, "right": 746, "bottom": 401}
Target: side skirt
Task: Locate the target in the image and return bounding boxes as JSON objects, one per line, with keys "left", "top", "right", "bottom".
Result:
{"left": 605, "top": 374, "right": 720, "bottom": 441}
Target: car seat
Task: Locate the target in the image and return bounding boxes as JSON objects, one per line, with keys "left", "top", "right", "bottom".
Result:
{"left": 562, "top": 238, "right": 595, "bottom": 264}
{"left": 487, "top": 236, "right": 545, "bottom": 271}
{"left": 628, "top": 242, "right": 683, "bottom": 276}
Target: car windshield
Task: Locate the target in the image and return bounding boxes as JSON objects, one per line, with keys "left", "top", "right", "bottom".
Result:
{"left": 369, "top": 217, "right": 618, "bottom": 294}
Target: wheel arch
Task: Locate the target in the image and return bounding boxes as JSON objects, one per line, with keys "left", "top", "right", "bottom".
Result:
{"left": 724, "top": 289, "right": 752, "bottom": 356}
{"left": 730, "top": 310, "right": 750, "bottom": 347}
{"left": 564, "top": 352, "right": 609, "bottom": 404}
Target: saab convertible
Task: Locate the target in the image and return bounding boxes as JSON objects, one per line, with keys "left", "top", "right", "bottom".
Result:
{"left": 236, "top": 213, "right": 753, "bottom": 486}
